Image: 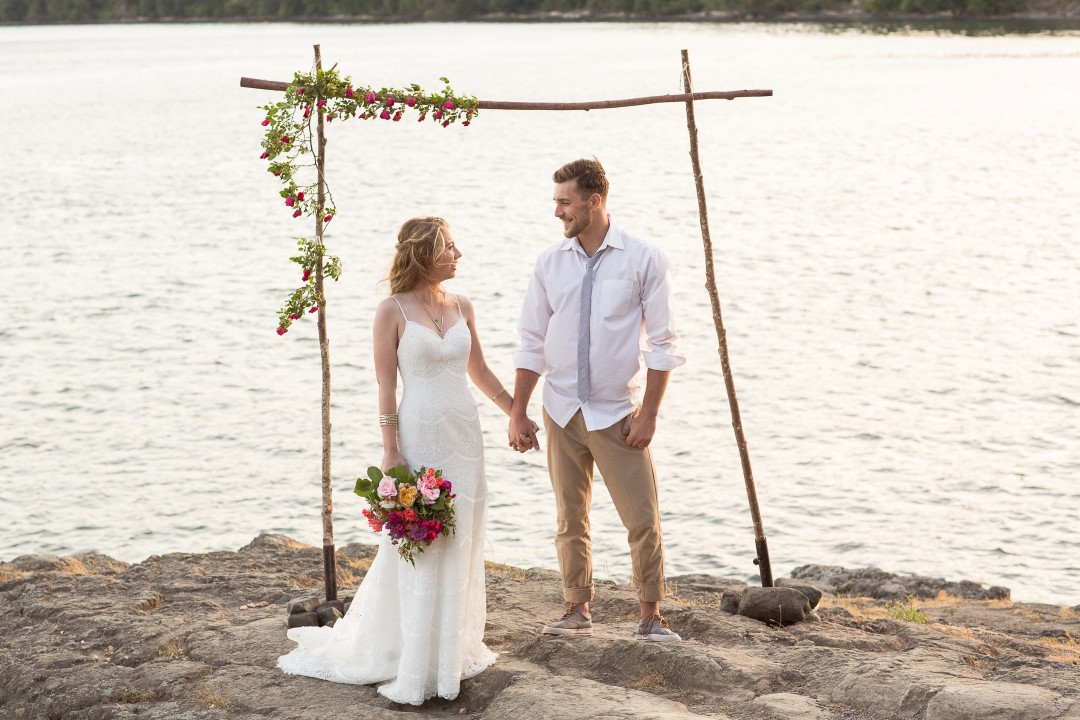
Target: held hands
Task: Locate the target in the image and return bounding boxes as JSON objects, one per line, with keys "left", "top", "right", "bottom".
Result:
{"left": 507, "top": 416, "right": 541, "bottom": 453}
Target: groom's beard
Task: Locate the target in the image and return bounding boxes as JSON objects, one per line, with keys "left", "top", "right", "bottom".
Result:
{"left": 563, "top": 213, "right": 591, "bottom": 240}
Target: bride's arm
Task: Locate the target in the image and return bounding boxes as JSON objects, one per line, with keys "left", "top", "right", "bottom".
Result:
{"left": 461, "top": 295, "right": 516, "bottom": 418}
{"left": 373, "top": 298, "right": 406, "bottom": 471}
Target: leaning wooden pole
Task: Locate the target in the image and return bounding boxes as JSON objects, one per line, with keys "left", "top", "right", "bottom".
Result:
{"left": 313, "top": 44, "right": 337, "bottom": 602}
{"left": 680, "top": 49, "right": 773, "bottom": 587}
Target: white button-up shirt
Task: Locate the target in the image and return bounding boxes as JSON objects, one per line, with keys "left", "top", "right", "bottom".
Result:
{"left": 515, "top": 218, "right": 685, "bottom": 431}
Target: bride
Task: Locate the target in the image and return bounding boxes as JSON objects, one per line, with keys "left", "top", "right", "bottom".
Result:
{"left": 278, "top": 216, "right": 538, "bottom": 704}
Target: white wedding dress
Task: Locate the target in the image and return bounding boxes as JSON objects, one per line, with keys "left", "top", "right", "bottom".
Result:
{"left": 277, "top": 301, "right": 496, "bottom": 705}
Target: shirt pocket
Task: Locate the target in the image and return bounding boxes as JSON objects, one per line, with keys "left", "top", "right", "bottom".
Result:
{"left": 599, "top": 279, "right": 637, "bottom": 318}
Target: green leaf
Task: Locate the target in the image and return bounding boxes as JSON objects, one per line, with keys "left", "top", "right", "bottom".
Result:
{"left": 367, "top": 466, "right": 383, "bottom": 483}
{"left": 354, "top": 478, "right": 373, "bottom": 496}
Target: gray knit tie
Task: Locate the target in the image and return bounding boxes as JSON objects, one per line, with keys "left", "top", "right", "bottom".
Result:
{"left": 577, "top": 248, "right": 606, "bottom": 404}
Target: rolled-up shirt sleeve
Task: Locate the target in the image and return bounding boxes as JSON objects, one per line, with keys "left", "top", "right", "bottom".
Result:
{"left": 640, "top": 247, "right": 686, "bottom": 372}
{"left": 514, "top": 260, "right": 552, "bottom": 374}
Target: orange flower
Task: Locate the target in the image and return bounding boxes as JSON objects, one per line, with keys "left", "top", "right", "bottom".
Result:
{"left": 398, "top": 485, "right": 418, "bottom": 508}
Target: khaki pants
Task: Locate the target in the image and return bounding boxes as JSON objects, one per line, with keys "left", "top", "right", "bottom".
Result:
{"left": 543, "top": 409, "right": 666, "bottom": 603}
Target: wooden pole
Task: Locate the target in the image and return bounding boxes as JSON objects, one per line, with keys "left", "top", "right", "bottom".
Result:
{"left": 240, "top": 76, "right": 771, "bottom": 109}
{"left": 313, "top": 44, "right": 337, "bottom": 603}
{"left": 680, "top": 49, "right": 774, "bottom": 588}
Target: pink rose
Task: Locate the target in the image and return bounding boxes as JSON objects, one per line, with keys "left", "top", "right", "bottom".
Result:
{"left": 360, "top": 113, "right": 367, "bottom": 120}
{"left": 260, "top": 151, "right": 269, "bottom": 159}
{"left": 292, "top": 209, "right": 302, "bottom": 218}
{"left": 442, "top": 100, "right": 454, "bottom": 110}
{"left": 345, "top": 87, "right": 354, "bottom": 97}
{"left": 393, "top": 111, "right": 402, "bottom": 122}
{"left": 296, "top": 191, "right": 305, "bottom": 201}
{"left": 433, "top": 110, "right": 442, "bottom": 120}
{"left": 316, "top": 100, "right": 326, "bottom": 108}
{"left": 419, "top": 475, "right": 441, "bottom": 503}
{"left": 276, "top": 327, "right": 287, "bottom": 335}
{"left": 297, "top": 87, "right": 305, "bottom": 95}
{"left": 285, "top": 196, "right": 295, "bottom": 207}
{"left": 418, "top": 114, "right": 426, "bottom": 122}
{"left": 442, "top": 120, "right": 450, "bottom": 127}
{"left": 462, "top": 121, "right": 470, "bottom": 127}
{"left": 379, "top": 109, "right": 391, "bottom": 120}
{"left": 289, "top": 313, "right": 300, "bottom": 320}
{"left": 273, "top": 171, "right": 281, "bottom": 177}
{"left": 261, "top": 118, "right": 270, "bottom": 126}
{"left": 378, "top": 476, "right": 397, "bottom": 498}
{"left": 365, "top": 92, "right": 376, "bottom": 103}
{"left": 324, "top": 214, "right": 333, "bottom": 223}
{"left": 386, "top": 96, "right": 395, "bottom": 108}
{"left": 309, "top": 306, "right": 318, "bottom": 313}
{"left": 281, "top": 135, "right": 290, "bottom": 144}
{"left": 406, "top": 96, "right": 416, "bottom": 107}
{"left": 303, "top": 106, "right": 310, "bottom": 118}
{"left": 302, "top": 268, "right": 311, "bottom": 281}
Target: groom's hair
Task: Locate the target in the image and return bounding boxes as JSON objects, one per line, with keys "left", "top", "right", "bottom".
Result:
{"left": 553, "top": 158, "right": 608, "bottom": 201}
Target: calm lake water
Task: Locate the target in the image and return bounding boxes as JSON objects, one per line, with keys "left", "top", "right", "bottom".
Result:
{"left": 1, "top": 21, "right": 1077, "bottom": 605}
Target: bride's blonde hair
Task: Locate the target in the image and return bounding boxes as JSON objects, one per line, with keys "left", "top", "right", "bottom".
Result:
{"left": 387, "top": 216, "right": 450, "bottom": 295}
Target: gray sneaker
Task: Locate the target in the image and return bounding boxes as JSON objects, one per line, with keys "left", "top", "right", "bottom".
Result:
{"left": 635, "top": 614, "right": 681, "bottom": 642}
{"left": 542, "top": 604, "right": 593, "bottom": 636}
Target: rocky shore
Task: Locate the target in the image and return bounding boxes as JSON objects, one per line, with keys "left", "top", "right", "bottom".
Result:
{"left": 2, "top": 534, "right": 1078, "bottom": 719}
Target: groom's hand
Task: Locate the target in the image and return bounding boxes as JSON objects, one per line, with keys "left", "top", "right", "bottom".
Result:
{"left": 625, "top": 413, "right": 657, "bottom": 449}
{"left": 508, "top": 415, "right": 541, "bottom": 453}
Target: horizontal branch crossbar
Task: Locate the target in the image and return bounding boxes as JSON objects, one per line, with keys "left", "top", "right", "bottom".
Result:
{"left": 239, "top": 76, "right": 771, "bottom": 109}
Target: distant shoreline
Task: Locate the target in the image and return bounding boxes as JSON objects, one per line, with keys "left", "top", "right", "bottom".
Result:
{"left": 3, "top": 9, "right": 1080, "bottom": 26}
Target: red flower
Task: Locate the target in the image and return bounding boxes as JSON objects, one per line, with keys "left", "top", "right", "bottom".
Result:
{"left": 418, "top": 114, "right": 426, "bottom": 122}
{"left": 406, "top": 96, "right": 417, "bottom": 107}
{"left": 277, "top": 327, "right": 287, "bottom": 335}
{"left": 462, "top": 121, "right": 470, "bottom": 127}
{"left": 442, "top": 100, "right": 454, "bottom": 111}
{"left": 345, "top": 87, "right": 354, "bottom": 97}
{"left": 289, "top": 313, "right": 301, "bottom": 320}
{"left": 260, "top": 151, "right": 269, "bottom": 159}
{"left": 273, "top": 171, "right": 281, "bottom": 177}
{"left": 433, "top": 110, "right": 443, "bottom": 120}
{"left": 281, "top": 135, "right": 290, "bottom": 144}
{"left": 302, "top": 268, "right": 311, "bottom": 282}
{"left": 303, "top": 106, "right": 310, "bottom": 118}
{"left": 442, "top": 120, "right": 450, "bottom": 127}
{"left": 379, "top": 109, "right": 391, "bottom": 120}
{"left": 365, "top": 92, "right": 376, "bottom": 104}
{"left": 386, "top": 96, "right": 395, "bottom": 108}
{"left": 309, "top": 306, "right": 318, "bottom": 313}
{"left": 292, "top": 209, "right": 302, "bottom": 218}
{"left": 316, "top": 100, "right": 326, "bottom": 108}
{"left": 285, "top": 196, "right": 295, "bottom": 207}
{"left": 324, "top": 214, "right": 333, "bottom": 223}
{"left": 296, "top": 191, "right": 305, "bottom": 201}
{"left": 360, "top": 113, "right": 367, "bottom": 120}
{"left": 393, "top": 111, "right": 402, "bottom": 122}
{"left": 297, "top": 87, "right": 305, "bottom": 95}
{"left": 261, "top": 118, "right": 270, "bottom": 126}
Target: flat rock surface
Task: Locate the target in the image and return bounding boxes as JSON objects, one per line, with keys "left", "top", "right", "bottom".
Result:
{"left": 2, "top": 533, "right": 1078, "bottom": 719}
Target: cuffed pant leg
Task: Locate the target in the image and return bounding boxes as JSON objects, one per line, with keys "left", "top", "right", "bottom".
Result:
{"left": 544, "top": 409, "right": 595, "bottom": 604}
{"left": 590, "top": 413, "right": 666, "bottom": 603}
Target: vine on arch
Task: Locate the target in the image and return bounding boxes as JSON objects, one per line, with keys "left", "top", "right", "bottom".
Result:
{"left": 256, "top": 66, "right": 479, "bottom": 334}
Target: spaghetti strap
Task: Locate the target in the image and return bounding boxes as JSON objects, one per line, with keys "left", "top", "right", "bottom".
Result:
{"left": 390, "top": 295, "right": 408, "bottom": 322}
{"left": 453, "top": 294, "right": 463, "bottom": 323}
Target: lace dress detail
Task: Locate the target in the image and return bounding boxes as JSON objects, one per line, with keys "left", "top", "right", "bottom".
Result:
{"left": 277, "top": 307, "right": 496, "bottom": 705}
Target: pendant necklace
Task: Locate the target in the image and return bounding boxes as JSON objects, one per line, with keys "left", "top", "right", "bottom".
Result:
{"left": 431, "top": 314, "right": 444, "bottom": 332}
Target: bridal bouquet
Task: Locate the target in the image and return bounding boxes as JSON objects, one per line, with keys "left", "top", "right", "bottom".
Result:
{"left": 354, "top": 465, "right": 455, "bottom": 565}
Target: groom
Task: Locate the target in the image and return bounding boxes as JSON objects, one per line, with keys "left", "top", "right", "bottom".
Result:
{"left": 509, "top": 157, "right": 684, "bottom": 642}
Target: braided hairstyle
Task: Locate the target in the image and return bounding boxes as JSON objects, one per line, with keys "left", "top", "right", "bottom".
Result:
{"left": 387, "top": 216, "right": 450, "bottom": 295}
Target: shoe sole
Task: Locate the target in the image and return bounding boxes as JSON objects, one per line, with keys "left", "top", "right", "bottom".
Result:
{"left": 635, "top": 634, "right": 682, "bottom": 642}
{"left": 541, "top": 627, "right": 593, "bottom": 636}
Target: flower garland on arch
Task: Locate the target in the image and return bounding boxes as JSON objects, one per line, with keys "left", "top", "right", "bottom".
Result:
{"left": 257, "top": 66, "right": 479, "bottom": 334}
